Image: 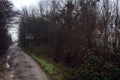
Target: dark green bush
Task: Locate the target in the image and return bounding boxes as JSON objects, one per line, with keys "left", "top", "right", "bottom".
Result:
{"left": 74, "top": 54, "right": 120, "bottom": 80}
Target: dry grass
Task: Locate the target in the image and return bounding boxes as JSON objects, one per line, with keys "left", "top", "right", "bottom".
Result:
{"left": 0, "top": 62, "right": 6, "bottom": 78}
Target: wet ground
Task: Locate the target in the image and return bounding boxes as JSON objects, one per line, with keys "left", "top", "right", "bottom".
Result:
{"left": 1, "top": 45, "right": 49, "bottom": 80}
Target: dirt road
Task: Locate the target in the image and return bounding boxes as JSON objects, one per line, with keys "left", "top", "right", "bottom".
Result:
{"left": 1, "top": 45, "right": 49, "bottom": 80}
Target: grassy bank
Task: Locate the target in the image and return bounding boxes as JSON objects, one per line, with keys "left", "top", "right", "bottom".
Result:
{"left": 32, "top": 55, "right": 63, "bottom": 80}
{"left": 0, "top": 62, "right": 6, "bottom": 78}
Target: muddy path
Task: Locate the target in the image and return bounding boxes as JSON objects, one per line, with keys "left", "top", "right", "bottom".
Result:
{"left": 1, "top": 45, "right": 49, "bottom": 80}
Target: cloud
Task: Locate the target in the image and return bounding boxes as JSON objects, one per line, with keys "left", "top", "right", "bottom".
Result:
{"left": 11, "top": 0, "right": 39, "bottom": 9}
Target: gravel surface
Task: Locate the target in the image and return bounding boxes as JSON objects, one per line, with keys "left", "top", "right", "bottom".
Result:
{"left": 1, "top": 45, "right": 49, "bottom": 80}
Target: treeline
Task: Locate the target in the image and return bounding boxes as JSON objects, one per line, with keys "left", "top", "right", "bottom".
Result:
{"left": 0, "top": 0, "right": 17, "bottom": 57}
{"left": 19, "top": 0, "right": 120, "bottom": 79}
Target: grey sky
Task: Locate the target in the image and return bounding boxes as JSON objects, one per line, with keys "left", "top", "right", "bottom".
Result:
{"left": 11, "top": 0, "right": 39, "bottom": 10}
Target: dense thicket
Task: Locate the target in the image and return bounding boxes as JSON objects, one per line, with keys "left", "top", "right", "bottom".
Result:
{"left": 0, "top": 0, "right": 16, "bottom": 56}
{"left": 19, "top": 0, "right": 120, "bottom": 80}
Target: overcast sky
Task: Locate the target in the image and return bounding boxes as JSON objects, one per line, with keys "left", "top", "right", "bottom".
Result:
{"left": 11, "top": 0, "right": 40, "bottom": 10}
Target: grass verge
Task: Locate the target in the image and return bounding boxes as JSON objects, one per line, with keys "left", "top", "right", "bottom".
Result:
{"left": 0, "top": 62, "right": 6, "bottom": 78}
{"left": 32, "top": 55, "right": 63, "bottom": 80}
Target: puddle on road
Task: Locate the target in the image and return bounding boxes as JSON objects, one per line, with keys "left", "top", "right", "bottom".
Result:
{"left": 10, "top": 74, "right": 14, "bottom": 78}
{"left": 5, "top": 55, "right": 11, "bottom": 69}
{"left": 5, "top": 63, "right": 10, "bottom": 69}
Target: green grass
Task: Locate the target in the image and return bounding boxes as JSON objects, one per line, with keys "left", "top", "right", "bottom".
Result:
{"left": 32, "top": 55, "right": 63, "bottom": 80}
